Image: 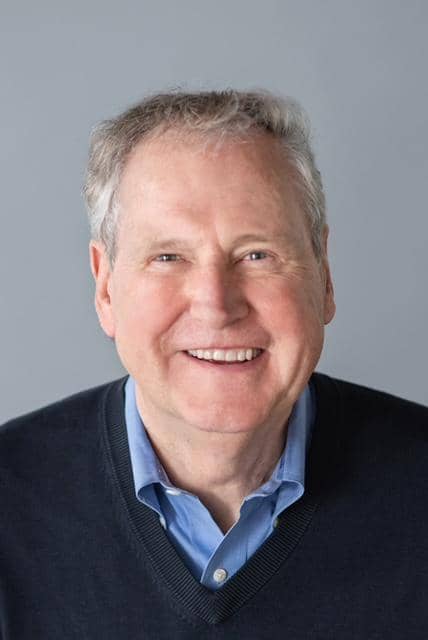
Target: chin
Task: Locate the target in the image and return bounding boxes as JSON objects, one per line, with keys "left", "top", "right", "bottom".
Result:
{"left": 176, "top": 398, "right": 274, "bottom": 434}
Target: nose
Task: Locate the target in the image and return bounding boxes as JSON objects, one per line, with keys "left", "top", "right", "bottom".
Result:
{"left": 186, "top": 264, "right": 250, "bottom": 328}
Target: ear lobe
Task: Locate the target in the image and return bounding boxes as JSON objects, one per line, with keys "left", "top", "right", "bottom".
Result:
{"left": 89, "top": 241, "right": 116, "bottom": 339}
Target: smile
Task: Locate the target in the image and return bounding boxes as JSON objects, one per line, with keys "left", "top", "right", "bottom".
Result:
{"left": 186, "top": 348, "right": 263, "bottom": 363}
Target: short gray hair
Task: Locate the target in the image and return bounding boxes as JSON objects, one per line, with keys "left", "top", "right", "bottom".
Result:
{"left": 83, "top": 89, "right": 327, "bottom": 264}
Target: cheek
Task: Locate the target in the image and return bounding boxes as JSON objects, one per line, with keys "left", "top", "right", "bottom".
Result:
{"left": 260, "top": 276, "right": 323, "bottom": 326}
{"left": 112, "top": 278, "right": 183, "bottom": 354}
{"left": 259, "top": 280, "right": 325, "bottom": 360}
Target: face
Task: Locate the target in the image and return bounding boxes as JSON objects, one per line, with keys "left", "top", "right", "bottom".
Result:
{"left": 91, "top": 132, "right": 335, "bottom": 436}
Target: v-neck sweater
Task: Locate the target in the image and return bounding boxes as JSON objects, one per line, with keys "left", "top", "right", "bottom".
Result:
{"left": 0, "top": 372, "right": 427, "bottom": 639}
{"left": 123, "top": 375, "right": 313, "bottom": 587}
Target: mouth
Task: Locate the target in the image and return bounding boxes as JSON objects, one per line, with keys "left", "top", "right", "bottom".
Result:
{"left": 182, "top": 347, "right": 265, "bottom": 367}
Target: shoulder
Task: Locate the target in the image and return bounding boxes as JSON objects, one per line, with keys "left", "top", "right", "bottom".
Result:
{"left": 0, "top": 377, "right": 128, "bottom": 470}
{"left": 0, "top": 379, "right": 129, "bottom": 552}
{"left": 313, "top": 371, "right": 428, "bottom": 427}
{"left": 311, "top": 371, "right": 428, "bottom": 469}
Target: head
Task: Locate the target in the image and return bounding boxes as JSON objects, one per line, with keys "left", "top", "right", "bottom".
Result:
{"left": 85, "top": 90, "right": 335, "bottom": 435}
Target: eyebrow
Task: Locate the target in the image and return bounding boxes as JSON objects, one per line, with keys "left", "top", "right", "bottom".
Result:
{"left": 144, "top": 238, "right": 195, "bottom": 252}
{"left": 144, "top": 233, "right": 287, "bottom": 252}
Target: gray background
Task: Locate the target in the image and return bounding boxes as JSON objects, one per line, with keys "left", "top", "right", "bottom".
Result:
{"left": 1, "top": 0, "right": 427, "bottom": 423}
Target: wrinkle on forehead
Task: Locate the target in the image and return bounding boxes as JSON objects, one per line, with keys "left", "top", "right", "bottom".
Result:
{"left": 119, "top": 129, "right": 294, "bottom": 200}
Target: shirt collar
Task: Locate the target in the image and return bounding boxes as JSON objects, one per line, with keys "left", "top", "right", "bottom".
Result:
{"left": 243, "top": 383, "right": 314, "bottom": 500}
{"left": 124, "top": 376, "right": 170, "bottom": 492}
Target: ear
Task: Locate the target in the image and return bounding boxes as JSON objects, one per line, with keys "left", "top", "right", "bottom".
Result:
{"left": 321, "top": 226, "right": 336, "bottom": 325}
{"left": 89, "top": 241, "right": 116, "bottom": 338}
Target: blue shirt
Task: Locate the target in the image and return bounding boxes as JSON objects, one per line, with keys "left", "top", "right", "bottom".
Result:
{"left": 124, "top": 376, "right": 314, "bottom": 590}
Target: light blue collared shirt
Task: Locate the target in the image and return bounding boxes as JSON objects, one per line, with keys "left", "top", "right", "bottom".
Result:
{"left": 124, "top": 376, "right": 314, "bottom": 590}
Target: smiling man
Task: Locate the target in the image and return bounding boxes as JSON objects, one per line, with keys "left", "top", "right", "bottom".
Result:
{"left": 1, "top": 91, "right": 427, "bottom": 639}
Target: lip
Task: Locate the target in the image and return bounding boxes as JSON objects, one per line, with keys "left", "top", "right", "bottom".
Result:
{"left": 180, "top": 349, "right": 267, "bottom": 371}
{"left": 185, "top": 346, "right": 263, "bottom": 351}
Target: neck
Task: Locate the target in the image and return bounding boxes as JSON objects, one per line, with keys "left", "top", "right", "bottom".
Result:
{"left": 135, "top": 394, "right": 291, "bottom": 533}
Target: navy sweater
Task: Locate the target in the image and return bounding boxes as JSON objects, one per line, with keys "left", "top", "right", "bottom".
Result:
{"left": 0, "top": 373, "right": 427, "bottom": 639}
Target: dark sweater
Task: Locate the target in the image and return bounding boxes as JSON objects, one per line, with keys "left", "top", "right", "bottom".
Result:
{"left": 0, "top": 373, "right": 427, "bottom": 639}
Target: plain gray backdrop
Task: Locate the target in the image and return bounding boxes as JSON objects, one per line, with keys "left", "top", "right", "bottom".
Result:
{"left": 1, "top": 0, "right": 427, "bottom": 423}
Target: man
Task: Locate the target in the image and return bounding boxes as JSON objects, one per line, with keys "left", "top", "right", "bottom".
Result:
{"left": 0, "top": 90, "right": 427, "bottom": 639}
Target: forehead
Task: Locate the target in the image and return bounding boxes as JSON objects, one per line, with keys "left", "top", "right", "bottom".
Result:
{"left": 116, "top": 131, "right": 308, "bottom": 245}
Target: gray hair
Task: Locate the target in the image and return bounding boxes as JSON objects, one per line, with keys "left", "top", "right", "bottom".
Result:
{"left": 83, "top": 89, "right": 326, "bottom": 264}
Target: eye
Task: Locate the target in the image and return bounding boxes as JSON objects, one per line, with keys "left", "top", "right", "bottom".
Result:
{"left": 244, "top": 250, "right": 269, "bottom": 261}
{"left": 154, "top": 254, "right": 181, "bottom": 262}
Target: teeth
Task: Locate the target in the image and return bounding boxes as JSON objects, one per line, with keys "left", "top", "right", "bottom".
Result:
{"left": 187, "top": 348, "right": 262, "bottom": 362}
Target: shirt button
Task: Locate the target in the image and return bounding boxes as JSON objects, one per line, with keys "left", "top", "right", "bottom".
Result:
{"left": 165, "top": 488, "right": 181, "bottom": 496}
{"left": 213, "top": 568, "right": 228, "bottom": 584}
{"left": 159, "top": 516, "right": 166, "bottom": 529}
{"left": 273, "top": 517, "right": 279, "bottom": 528}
